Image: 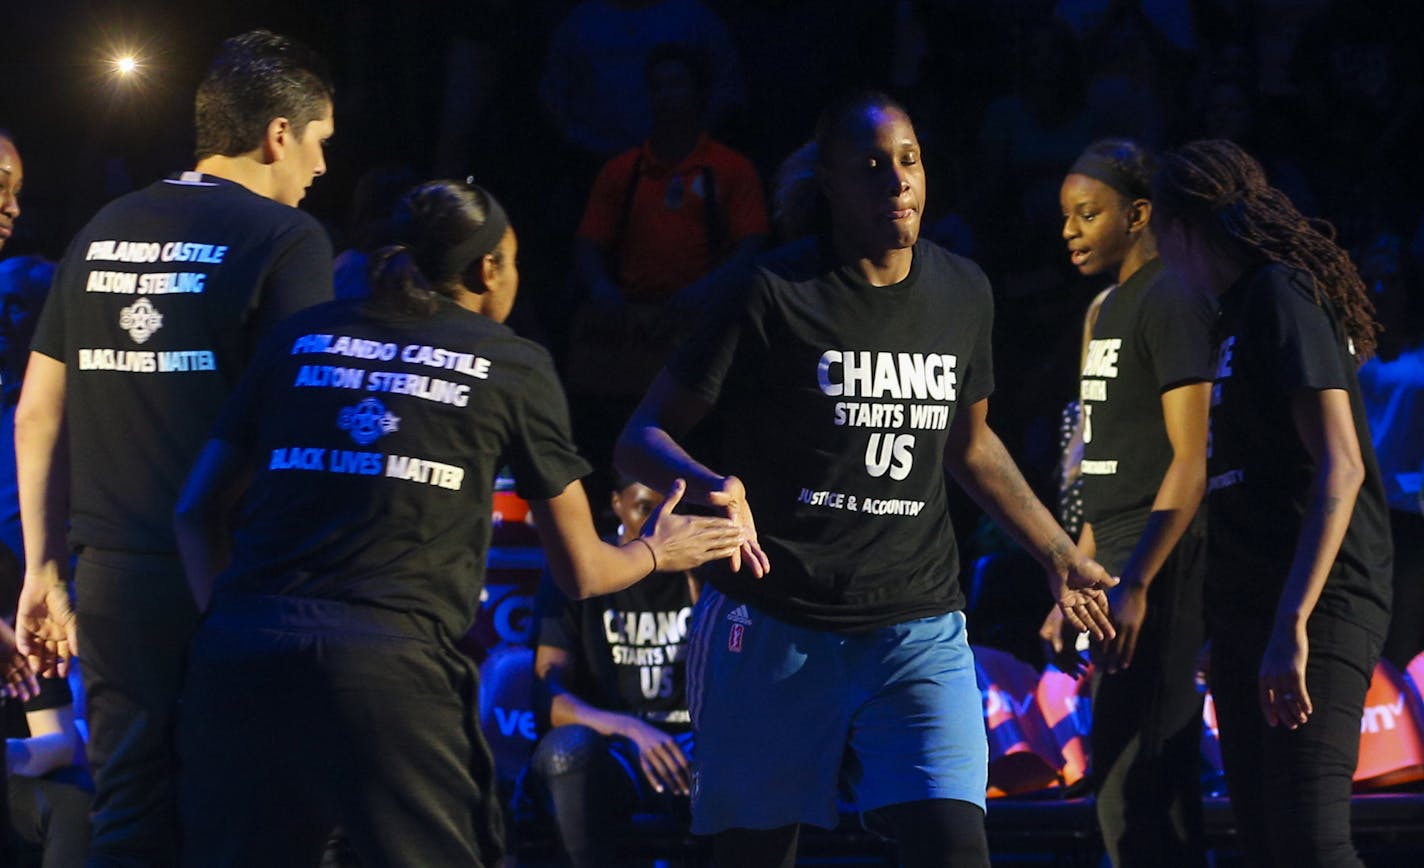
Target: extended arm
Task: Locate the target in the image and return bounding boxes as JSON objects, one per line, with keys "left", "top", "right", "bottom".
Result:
{"left": 173, "top": 440, "right": 253, "bottom": 612}
{"left": 6, "top": 703, "right": 84, "bottom": 777}
{"left": 1259, "top": 387, "right": 1366, "bottom": 729}
{"left": 1099, "top": 381, "right": 1210, "bottom": 671}
{"left": 944, "top": 398, "right": 1116, "bottom": 639}
{"left": 15, "top": 352, "right": 75, "bottom": 677}
{"left": 530, "top": 477, "right": 740, "bottom": 600}
{"left": 616, "top": 372, "right": 768, "bottom": 575}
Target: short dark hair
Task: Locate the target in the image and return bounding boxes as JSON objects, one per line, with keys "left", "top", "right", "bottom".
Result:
{"left": 813, "top": 90, "right": 911, "bottom": 165}
{"left": 194, "top": 30, "right": 334, "bottom": 161}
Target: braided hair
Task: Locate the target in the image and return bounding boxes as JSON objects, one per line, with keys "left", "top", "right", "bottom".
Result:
{"left": 1152, "top": 139, "right": 1379, "bottom": 361}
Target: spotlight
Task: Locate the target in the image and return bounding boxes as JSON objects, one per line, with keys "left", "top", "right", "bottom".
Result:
{"left": 112, "top": 54, "right": 140, "bottom": 76}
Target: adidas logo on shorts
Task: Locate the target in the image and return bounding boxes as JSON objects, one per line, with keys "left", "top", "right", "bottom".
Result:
{"left": 725, "top": 605, "right": 753, "bottom": 626}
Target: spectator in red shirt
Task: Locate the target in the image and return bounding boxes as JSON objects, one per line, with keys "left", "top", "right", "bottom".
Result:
{"left": 567, "top": 42, "right": 768, "bottom": 510}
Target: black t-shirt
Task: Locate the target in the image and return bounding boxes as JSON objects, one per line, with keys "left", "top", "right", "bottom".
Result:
{"left": 668, "top": 237, "right": 994, "bottom": 632}
{"left": 212, "top": 297, "right": 591, "bottom": 638}
{"left": 31, "top": 172, "right": 334, "bottom": 554}
{"left": 1206, "top": 264, "right": 1392, "bottom": 635}
{"left": 535, "top": 563, "right": 695, "bottom": 732}
{"left": 1079, "top": 258, "right": 1216, "bottom": 526}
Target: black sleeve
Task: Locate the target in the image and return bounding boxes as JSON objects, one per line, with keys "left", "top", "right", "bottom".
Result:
{"left": 22, "top": 675, "right": 73, "bottom": 714}
{"left": 1141, "top": 278, "right": 1217, "bottom": 392}
{"left": 505, "top": 350, "right": 592, "bottom": 501}
{"left": 959, "top": 261, "right": 996, "bottom": 406}
{"left": 666, "top": 269, "right": 769, "bottom": 404}
{"left": 29, "top": 238, "right": 86, "bottom": 361}
{"left": 251, "top": 218, "right": 335, "bottom": 336}
{"left": 1253, "top": 268, "right": 1352, "bottom": 393}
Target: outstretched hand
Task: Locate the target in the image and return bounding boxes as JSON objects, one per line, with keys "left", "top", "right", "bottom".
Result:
{"left": 706, "top": 475, "right": 770, "bottom": 577}
{"left": 641, "top": 479, "right": 745, "bottom": 574}
{"left": 0, "top": 622, "right": 40, "bottom": 701}
{"left": 1052, "top": 555, "right": 1118, "bottom": 643}
{"left": 1038, "top": 606, "right": 1087, "bottom": 677}
{"left": 15, "top": 571, "right": 78, "bottom": 679}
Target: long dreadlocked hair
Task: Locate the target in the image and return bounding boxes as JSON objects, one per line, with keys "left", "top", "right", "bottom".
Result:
{"left": 1152, "top": 139, "right": 1379, "bottom": 361}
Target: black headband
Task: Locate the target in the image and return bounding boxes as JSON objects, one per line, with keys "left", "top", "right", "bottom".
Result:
{"left": 439, "top": 186, "right": 509, "bottom": 276}
{"left": 1068, "top": 153, "right": 1150, "bottom": 201}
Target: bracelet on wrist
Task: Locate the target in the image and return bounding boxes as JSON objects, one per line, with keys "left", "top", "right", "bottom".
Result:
{"left": 631, "top": 537, "right": 657, "bottom": 575}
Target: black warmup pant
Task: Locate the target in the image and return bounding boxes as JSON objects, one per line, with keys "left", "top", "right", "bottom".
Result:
{"left": 73, "top": 549, "right": 199, "bottom": 868}
{"left": 521, "top": 723, "right": 690, "bottom": 868}
{"left": 177, "top": 594, "right": 503, "bottom": 868}
{"left": 1090, "top": 514, "right": 1207, "bottom": 868}
{"left": 1210, "top": 613, "right": 1381, "bottom": 867}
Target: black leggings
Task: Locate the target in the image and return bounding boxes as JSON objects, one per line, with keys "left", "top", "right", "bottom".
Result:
{"left": 1210, "top": 614, "right": 1381, "bottom": 867}
{"left": 1091, "top": 518, "right": 1207, "bottom": 867}
{"left": 711, "top": 799, "right": 989, "bottom": 868}
{"left": 523, "top": 724, "right": 688, "bottom": 868}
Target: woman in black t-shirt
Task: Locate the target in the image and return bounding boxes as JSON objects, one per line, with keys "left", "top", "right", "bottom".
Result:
{"left": 1044, "top": 139, "right": 1214, "bottom": 867}
{"left": 1152, "top": 140, "right": 1392, "bottom": 868}
{"left": 171, "top": 181, "right": 741, "bottom": 867}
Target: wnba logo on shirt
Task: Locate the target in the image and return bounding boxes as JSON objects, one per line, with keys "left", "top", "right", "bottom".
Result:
{"left": 728, "top": 623, "right": 744, "bottom": 652}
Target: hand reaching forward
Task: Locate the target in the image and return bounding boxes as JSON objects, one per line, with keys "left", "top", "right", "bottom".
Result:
{"left": 640, "top": 479, "right": 745, "bottom": 574}
{"left": 0, "top": 621, "right": 40, "bottom": 701}
{"left": 1051, "top": 554, "right": 1118, "bottom": 643}
{"left": 705, "top": 475, "right": 769, "bottom": 577}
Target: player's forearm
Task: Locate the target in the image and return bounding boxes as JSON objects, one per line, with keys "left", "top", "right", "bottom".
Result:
{"left": 1118, "top": 454, "right": 1206, "bottom": 591}
{"left": 549, "top": 691, "right": 640, "bottom": 738}
{"left": 948, "top": 427, "right": 1077, "bottom": 580}
{"left": 1275, "top": 455, "right": 1362, "bottom": 632}
{"left": 15, "top": 362, "right": 70, "bottom": 581}
{"left": 6, "top": 730, "right": 79, "bottom": 777}
{"left": 615, "top": 423, "right": 724, "bottom": 509}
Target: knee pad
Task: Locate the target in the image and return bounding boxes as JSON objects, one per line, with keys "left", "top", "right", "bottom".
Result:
{"left": 529, "top": 724, "right": 605, "bottom": 779}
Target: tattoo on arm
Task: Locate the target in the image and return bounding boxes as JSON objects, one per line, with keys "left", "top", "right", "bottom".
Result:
{"left": 1323, "top": 495, "right": 1341, "bottom": 516}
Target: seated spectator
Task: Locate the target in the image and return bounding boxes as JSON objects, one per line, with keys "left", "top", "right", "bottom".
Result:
{"left": 566, "top": 42, "right": 767, "bottom": 506}
{"left": 522, "top": 476, "right": 699, "bottom": 867}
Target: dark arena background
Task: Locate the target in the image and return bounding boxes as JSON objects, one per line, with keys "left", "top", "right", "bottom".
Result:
{"left": 2, "top": 1, "right": 1423, "bottom": 865}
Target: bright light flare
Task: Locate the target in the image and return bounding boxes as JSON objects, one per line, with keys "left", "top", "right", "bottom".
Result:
{"left": 113, "top": 54, "right": 140, "bottom": 76}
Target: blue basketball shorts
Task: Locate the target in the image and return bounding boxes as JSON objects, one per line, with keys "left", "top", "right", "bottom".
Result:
{"left": 685, "top": 588, "right": 987, "bottom": 833}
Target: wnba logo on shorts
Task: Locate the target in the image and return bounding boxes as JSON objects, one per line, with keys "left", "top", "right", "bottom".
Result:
{"left": 728, "top": 623, "right": 744, "bottom": 652}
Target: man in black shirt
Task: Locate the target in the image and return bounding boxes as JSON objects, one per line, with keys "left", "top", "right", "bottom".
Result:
{"left": 14, "top": 31, "right": 335, "bottom": 865}
{"left": 618, "top": 91, "right": 1118, "bottom": 867}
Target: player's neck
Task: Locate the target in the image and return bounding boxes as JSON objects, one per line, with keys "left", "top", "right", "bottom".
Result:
{"left": 193, "top": 153, "right": 278, "bottom": 202}
{"left": 838, "top": 238, "right": 914, "bottom": 287}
